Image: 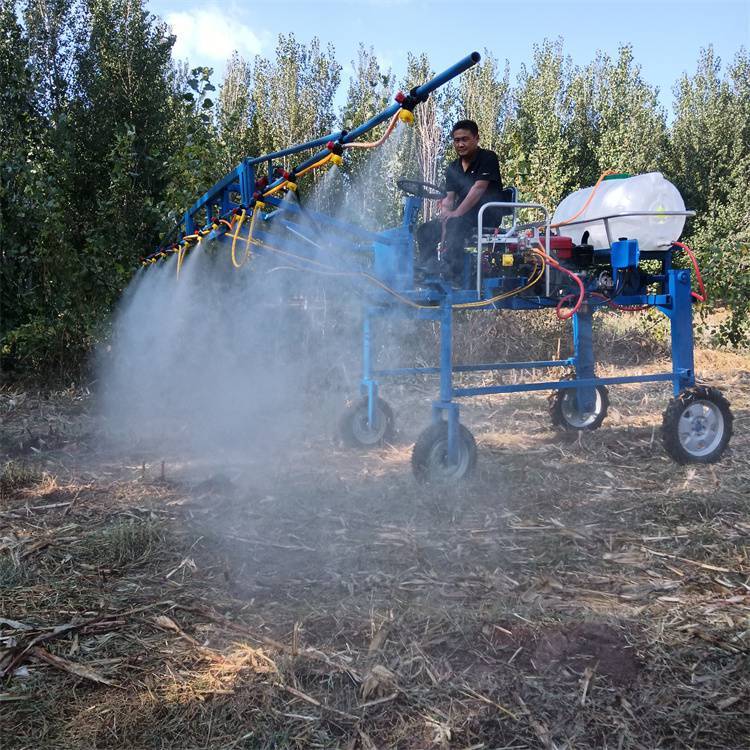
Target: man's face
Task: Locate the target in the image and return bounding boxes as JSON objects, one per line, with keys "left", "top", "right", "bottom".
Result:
{"left": 452, "top": 128, "right": 479, "bottom": 159}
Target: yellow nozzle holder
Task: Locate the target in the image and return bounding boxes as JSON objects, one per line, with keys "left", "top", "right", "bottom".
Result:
{"left": 398, "top": 109, "right": 415, "bottom": 125}
{"left": 285, "top": 181, "right": 298, "bottom": 192}
{"left": 502, "top": 253, "right": 514, "bottom": 267}
{"left": 330, "top": 153, "right": 344, "bottom": 167}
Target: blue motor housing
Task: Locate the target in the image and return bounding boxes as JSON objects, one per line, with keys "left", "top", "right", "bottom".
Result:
{"left": 610, "top": 238, "right": 640, "bottom": 270}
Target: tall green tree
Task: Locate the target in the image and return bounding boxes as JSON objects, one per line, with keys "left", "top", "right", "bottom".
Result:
{"left": 252, "top": 34, "right": 341, "bottom": 164}
{"left": 161, "top": 64, "right": 221, "bottom": 226}
{"left": 456, "top": 49, "right": 510, "bottom": 156}
{"left": 216, "top": 51, "right": 256, "bottom": 173}
{"left": 338, "top": 44, "right": 395, "bottom": 225}
{"left": 505, "top": 39, "right": 576, "bottom": 206}
{"left": 679, "top": 49, "right": 750, "bottom": 345}
{"left": 589, "top": 46, "right": 668, "bottom": 175}
{"left": 74, "top": 0, "right": 176, "bottom": 251}
{"left": 669, "top": 46, "right": 735, "bottom": 217}
{"left": 0, "top": 1, "right": 42, "bottom": 338}
{"left": 22, "top": 0, "right": 86, "bottom": 115}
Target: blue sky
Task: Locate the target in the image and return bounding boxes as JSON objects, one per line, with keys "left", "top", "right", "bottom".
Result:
{"left": 147, "top": 0, "right": 749, "bottom": 113}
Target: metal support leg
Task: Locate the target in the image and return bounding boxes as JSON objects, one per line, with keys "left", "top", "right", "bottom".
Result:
{"left": 362, "top": 312, "right": 378, "bottom": 426}
{"left": 572, "top": 304, "right": 596, "bottom": 411}
{"left": 666, "top": 269, "right": 695, "bottom": 395}
{"left": 433, "top": 300, "right": 459, "bottom": 462}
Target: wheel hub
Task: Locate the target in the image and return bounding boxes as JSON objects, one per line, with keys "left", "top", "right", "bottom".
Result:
{"left": 678, "top": 400, "right": 724, "bottom": 456}
{"left": 561, "top": 389, "right": 602, "bottom": 428}
{"left": 427, "top": 438, "right": 469, "bottom": 479}
{"left": 352, "top": 408, "right": 385, "bottom": 445}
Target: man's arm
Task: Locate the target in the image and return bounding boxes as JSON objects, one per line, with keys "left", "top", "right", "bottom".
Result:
{"left": 443, "top": 180, "right": 489, "bottom": 219}
{"left": 439, "top": 191, "right": 457, "bottom": 213}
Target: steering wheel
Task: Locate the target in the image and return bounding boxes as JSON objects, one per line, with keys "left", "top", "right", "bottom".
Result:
{"left": 396, "top": 179, "right": 446, "bottom": 200}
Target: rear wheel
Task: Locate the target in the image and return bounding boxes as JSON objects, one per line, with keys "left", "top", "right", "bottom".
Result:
{"left": 662, "top": 386, "right": 732, "bottom": 464}
{"left": 412, "top": 421, "right": 477, "bottom": 482}
{"left": 338, "top": 397, "right": 395, "bottom": 448}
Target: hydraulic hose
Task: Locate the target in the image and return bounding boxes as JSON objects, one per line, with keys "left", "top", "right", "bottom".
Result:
{"left": 229, "top": 209, "right": 248, "bottom": 269}
{"left": 551, "top": 170, "right": 619, "bottom": 228}
{"left": 672, "top": 241, "right": 707, "bottom": 302}
{"left": 532, "top": 246, "right": 585, "bottom": 320}
{"left": 342, "top": 112, "right": 401, "bottom": 150}
{"left": 225, "top": 225, "right": 545, "bottom": 310}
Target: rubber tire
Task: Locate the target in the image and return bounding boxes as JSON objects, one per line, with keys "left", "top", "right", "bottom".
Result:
{"left": 338, "top": 397, "right": 395, "bottom": 448}
{"left": 412, "top": 421, "right": 477, "bottom": 483}
{"left": 549, "top": 382, "right": 609, "bottom": 431}
{"left": 662, "top": 386, "right": 733, "bottom": 464}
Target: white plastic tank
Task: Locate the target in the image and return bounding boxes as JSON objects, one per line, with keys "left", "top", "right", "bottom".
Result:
{"left": 552, "top": 172, "right": 687, "bottom": 251}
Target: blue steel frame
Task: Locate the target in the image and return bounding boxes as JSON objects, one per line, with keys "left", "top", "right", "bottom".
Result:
{"left": 151, "top": 50, "right": 699, "bottom": 469}
{"left": 191, "top": 184, "right": 696, "bottom": 467}
{"left": 359, "top": 264, "right": 695, "bottom": 463}
{"left": 196, "top": 188, "right": 696, "bottom": 466}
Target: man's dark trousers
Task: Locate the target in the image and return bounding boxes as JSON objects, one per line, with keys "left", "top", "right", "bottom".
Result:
{"left": 415, "top": 213, "right": 478, "bottom": 279}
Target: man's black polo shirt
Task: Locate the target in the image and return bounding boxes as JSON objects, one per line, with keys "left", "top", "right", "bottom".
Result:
{"left": 445, "top": 147, "right": 504, "bottom": 217}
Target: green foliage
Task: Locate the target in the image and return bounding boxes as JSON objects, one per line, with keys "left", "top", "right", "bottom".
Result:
{"left": 505, "top": 39, "right": 577, "bottom": 206}
{"left": 0, "top": 1, "right": 42, "bottom": 336}
{"left": 589, "top": 46, "right": 668, "bottom": 175}
{"left": 1, "top": 15, "right": 749, "bottom": 379}
{"left": 251, "top": 34, "right": 341, "bottom": 161}
{"left": 670, "top": 47, "right": 750, "bottom": 346}
{"left": 456, "top": 49, "right": 510, "bottom": 156}
{"left": 162, "top": 64, "right": 222, "bottom": 222}
{"left": 217, "top": 52, "right": 256, "bottom": 174}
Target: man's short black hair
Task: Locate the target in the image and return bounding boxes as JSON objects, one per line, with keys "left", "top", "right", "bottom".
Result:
{"left": 451, "top": 119, "right": 479, "bottom": 136}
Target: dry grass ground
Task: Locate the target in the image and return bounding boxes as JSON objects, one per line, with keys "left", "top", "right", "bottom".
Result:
{"left": 1, "top": 341, "right": 749, "bottom": 749}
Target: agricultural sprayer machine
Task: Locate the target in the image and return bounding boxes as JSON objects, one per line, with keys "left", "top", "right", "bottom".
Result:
{"left": 143, "top": 51, "right": 733, "bottom": 481}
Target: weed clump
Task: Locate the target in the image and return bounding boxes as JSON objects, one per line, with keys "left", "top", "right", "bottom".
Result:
{"left": 82, "top": 517, "right": 165, "bottom": 568}
{"left": 0, "top": 460, "right": 40, "bottom": 496}
{"left": 0, "top": 554, "right": 30, "bottom": 586}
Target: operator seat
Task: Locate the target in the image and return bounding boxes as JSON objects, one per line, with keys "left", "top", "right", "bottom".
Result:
{"left": 482, "top": 186, "right": 517, "bottom": 232}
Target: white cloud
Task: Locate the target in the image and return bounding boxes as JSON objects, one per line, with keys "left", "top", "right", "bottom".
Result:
{"left": 166, "top": 7, "right": 267, "bottom": 66}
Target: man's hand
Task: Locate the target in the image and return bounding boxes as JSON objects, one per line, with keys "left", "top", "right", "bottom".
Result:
{"left": 440, "top": 209, "right": 458, "bottom": 222}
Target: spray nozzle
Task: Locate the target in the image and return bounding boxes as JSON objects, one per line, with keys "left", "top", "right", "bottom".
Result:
{"left": 274, "top": 167, "right": 293, "bottom": 180}
{"left": 398, "top": 109, "right": 415, "bottom": 125}
{"left": 326, "top": 140, "right": 345, "bottom": 166}
{"left": 255, "top": 176, "right": 269, "bottom": 190}
{"left": 395, "top": 87, "right": 427, "bottom": 113}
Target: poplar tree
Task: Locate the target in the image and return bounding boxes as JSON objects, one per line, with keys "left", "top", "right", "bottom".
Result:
{"left": 589, "top": 46, "right": 668, "bottom": 175}
{"left": 0, "top": 1, "right": 41, "bottom": 340}
{"left": 681, "top": 49, "right": 750, "bottom": 345}
{"left": 456, "top": 49, "right": 510, "bottom": 156}
{"left": 339, "top": 44, "right": 395, "bottom": 226}
{"left": 217, "top": 51, "right": 256, "bottom": 173}
{"left": 252, "top": 34, "right": 341, "bottom": 165}
{"left": 504, "top": 39, "right": 575, "bottom": 206}
{"left": 398, "top": 53, "right": 451, "bottom": 222}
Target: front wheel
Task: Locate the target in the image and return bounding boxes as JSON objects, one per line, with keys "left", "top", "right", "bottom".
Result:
{"left": 662, "top": 386, "right": 732, "bottom": 464}
{"left": 549, "top": 384, "right": 609, "bottom": 431}
{"left": 412, "top": 421, "right": 477, "bottom": 482}
{"left": 338, "top": 397, "right": 395, "bottom": 448}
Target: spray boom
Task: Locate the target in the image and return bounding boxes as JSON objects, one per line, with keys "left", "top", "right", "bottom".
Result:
{"left": 145, "top": 51, "right": 481, "bottom": 260}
